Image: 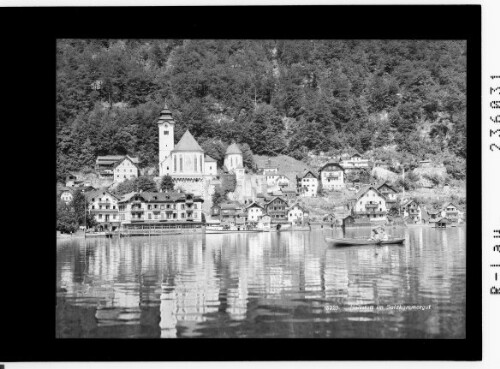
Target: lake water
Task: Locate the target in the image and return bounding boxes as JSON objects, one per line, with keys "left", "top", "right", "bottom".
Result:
{"left": 56, "top": 226, "right": 466, "bottom": 338}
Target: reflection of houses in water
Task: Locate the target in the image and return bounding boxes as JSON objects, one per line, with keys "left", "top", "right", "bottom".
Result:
{"left": 95, "top": 283, "right": 141, "bottom": 327}
{"left": 304, "top": 257, "right": 322, "bottom": 297}
{"left": 227, "top": 265, "right": 248, "bottom": 321}
{"left": 159, "top": 237, "right": 220, "bottom": 338}
{"left": 324, "top": 251, "right": 349, "bottom": 299}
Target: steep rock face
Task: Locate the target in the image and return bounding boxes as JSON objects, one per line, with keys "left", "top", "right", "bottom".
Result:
{"left": 371, "top": 167, "right": 399, "bottom": 182}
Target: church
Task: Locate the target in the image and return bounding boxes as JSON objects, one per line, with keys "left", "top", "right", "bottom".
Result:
{"left": 157, "top": 104, "right": 218, "bottom": 195}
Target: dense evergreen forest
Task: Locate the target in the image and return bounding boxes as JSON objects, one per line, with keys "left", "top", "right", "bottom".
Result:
{"left": 56, "top": 39, "right": 466, "bottom": 181}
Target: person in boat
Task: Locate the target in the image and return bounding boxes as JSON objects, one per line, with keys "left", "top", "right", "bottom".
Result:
{"left": 371, "top": 226, "right": 389, "bottom": 241}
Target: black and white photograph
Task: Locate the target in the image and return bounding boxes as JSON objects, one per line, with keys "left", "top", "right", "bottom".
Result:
{"left": 0, "top": 3, "right": 489, "bottom": 366}
{"left": 55, "top": 38, "right": 468, "bottom": 339}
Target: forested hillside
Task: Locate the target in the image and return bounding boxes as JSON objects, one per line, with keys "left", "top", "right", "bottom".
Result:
{"left": 57, "top": 39, "right": 466, "bottom": 181}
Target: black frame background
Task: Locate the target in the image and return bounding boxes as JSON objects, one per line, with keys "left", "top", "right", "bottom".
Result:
{"left": 0, "top": 5, "right": 481, "bottom": 362}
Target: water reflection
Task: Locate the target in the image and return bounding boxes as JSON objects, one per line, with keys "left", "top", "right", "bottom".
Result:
{"left": 57, "top": 227, "right": 466, "bottom": 338}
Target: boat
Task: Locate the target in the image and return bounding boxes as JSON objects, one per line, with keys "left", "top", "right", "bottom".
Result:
{"left": 325, "top": 237, "right": 405, "bottom": 246}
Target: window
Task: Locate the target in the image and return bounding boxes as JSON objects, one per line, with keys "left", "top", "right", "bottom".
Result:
{"left": 148, "top": 213, "right": 152, "bottom": 219}
{"left": 164, "top": 130, "right": 169, "bottom": 135}
{"left": 113, "top": 215, "right": 116, "bottom": 219}
{"left": 98, "top": 214, "right": 102, "bottom": 219}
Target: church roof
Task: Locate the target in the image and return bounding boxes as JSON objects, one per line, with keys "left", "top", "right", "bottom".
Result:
{"left": 225, "top": 143, "right": 242, "bottom": 155}
{"left": 172, "top": 130, "right": 204, "bottom": 152}
{"left": 204, "top": 155, "right": 217, "bottom": 162}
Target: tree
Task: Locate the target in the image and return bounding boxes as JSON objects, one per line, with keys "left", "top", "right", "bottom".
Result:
{"left": 114, "top": 178, "right": 137, "bottom": 196}
{"left": 71, "top": 190, "right": 87, "bottom": 226}
{"left": 86, "top": 212, "right": 98, "bottom": 229}
{"left": 211, "top": 186, "right": 225, "bottom": 206}
{"left": 57, "top": 200, "right": 79, "bottom": 234}
{"left": 136, "top": 176, "right": 157, "bottom": 192}
{"left": 160, "top": 175, "right": 175, "bottom": 192}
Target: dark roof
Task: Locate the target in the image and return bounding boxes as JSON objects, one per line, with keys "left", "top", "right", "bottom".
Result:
{"left": 356, "top": 185, "right": 386, "bottom": 201}
{"left": 246, "top": 202, "right": 264, "bottom": 209}
{"left": 220, "top": 202, "right": 243, "bottom": 210}
{"left": 265, "top": 196, "right": 288, "bottom": 206}
{"left": 377, "top": 182, "right": 397, "bottom": 193}
{"left": 96, "top": 155, "right": 139, "bottom": 164}
{"left": 172, "top": 130, "right": 204, "bottom": 152}
{"left": 85, "top": 189, "right": 119, "bottom": 201}
{"left": 297, "top": 169, "right": 319, "bottom": 179}
{"left": 287, "top": 203, "right": 306, "bottom": 212}
{"left": 113, "top": 156, "right": 139, "bottom": 169}
{"left": 319, "top": 162, "right": 345, "bottom": 172}
{"left": 204, "top": 155, "right": 217, "bottom": 162}
{"left": 117, "top": 191, "right": 203, "bottom": 203}
{"left": 157, "top": 103, "right": 175, "bottom": 125}
{"left": 436, "top": 217, "right": 450, "bottom": 223}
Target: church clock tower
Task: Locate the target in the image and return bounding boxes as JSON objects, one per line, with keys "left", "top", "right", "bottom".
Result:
{"left": 158, "top": 103, "right": 175, "bottom": 172}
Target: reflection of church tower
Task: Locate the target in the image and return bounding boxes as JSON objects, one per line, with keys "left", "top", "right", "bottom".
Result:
{"left": 224, "top": 143, "right": 243, "bottom": 173}
{"left": 158, "top": 104, "right": 176, "bottom": 170}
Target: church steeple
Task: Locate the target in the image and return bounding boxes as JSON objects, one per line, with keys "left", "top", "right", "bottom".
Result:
{"left": 158, "top": 101, "right": 175, "bottom": 173}
{"left": 157, "top": 102, "right": 175, "bottom": 125}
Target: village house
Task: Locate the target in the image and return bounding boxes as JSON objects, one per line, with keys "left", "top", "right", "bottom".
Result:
{"left": 264, "top": 171, "right": 290, "bottom": 188}
{"left": 440, "top": 202, "right": 461, "bottom": 223}
{"left": 264, "top": 196, "right": 289, "bottom": 224}
{"left": 59, "top": 187, "right": 73, "bottom": 204}
{"left": 339, "top": 153, "right": 371, "bottom": 173}
{"left": 280, "top": 188, "right": 297, "bottom": 202}
{"left": 377, "top": 182, "right": 398, "bottom": 205}
{"left": 400, "top": 199, "right": 422, "bottom": 223}
{"left": 113, "top": 156, "right": 139, "bottom": 183}
{"left": 157, "top": 105, "right": 218, "bottom": 195}
{"left": 257, "top": 214, "right": 272, "bottom": 231}
{"left": 352, "top": 185, "right": 388, "bottom": 222}
{"left": 426, "top": 209, "right": 441, "bottom": 224}
{"left": 85, "top": 189, "right": 121, "bottom": 231}
{"left": 260, "top": 158, "right": 279, "bottom": 175}
{"left": 287, "top": 203, "right": 307, "bottom": 224}
{"left": 319, "top": 162, "right": 345, "bottom": 191}
{"left": 296, "top": 169, "right": 319, "bottom": 197}
{"left": 218, "top": 202, "right": 247, "bottom": 226}
{"left": 96, "top": 155, "right": 140, "bottom": 178}
{"left": 210, "top": 203, "right": 222, "bottom": 221}
{"left": 323, "top": 214, "right": 336, "bottom": 224}
{"left": 246, "top": 202, "right": 264, "bottom": 223}
{"left": 118, "top": 191, "right": 204, "bottom": 230}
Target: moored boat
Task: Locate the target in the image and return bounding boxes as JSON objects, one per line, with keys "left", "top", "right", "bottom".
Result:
{"left": 325, "top": 237, "right": 405, "bottom": 246}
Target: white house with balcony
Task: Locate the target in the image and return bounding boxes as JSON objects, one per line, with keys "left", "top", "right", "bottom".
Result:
{"left": 352, "top": 185, "right": 387, "bottom": 222}
{"left": 297, "top": 170, "right": 319, "bottom": 197}
{"left": 245, "top": 202, "right": 264, "bottom": 222}
{"left": 84, "top": 189, "right": 121, "bottom": 231}
{"left": 319, "top": 162, "right": 345, "bottom": 191}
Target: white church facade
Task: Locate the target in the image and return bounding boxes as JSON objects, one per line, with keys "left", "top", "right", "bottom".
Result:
{"left": 157, "top": 104, "right": 218, "bottom": 195}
